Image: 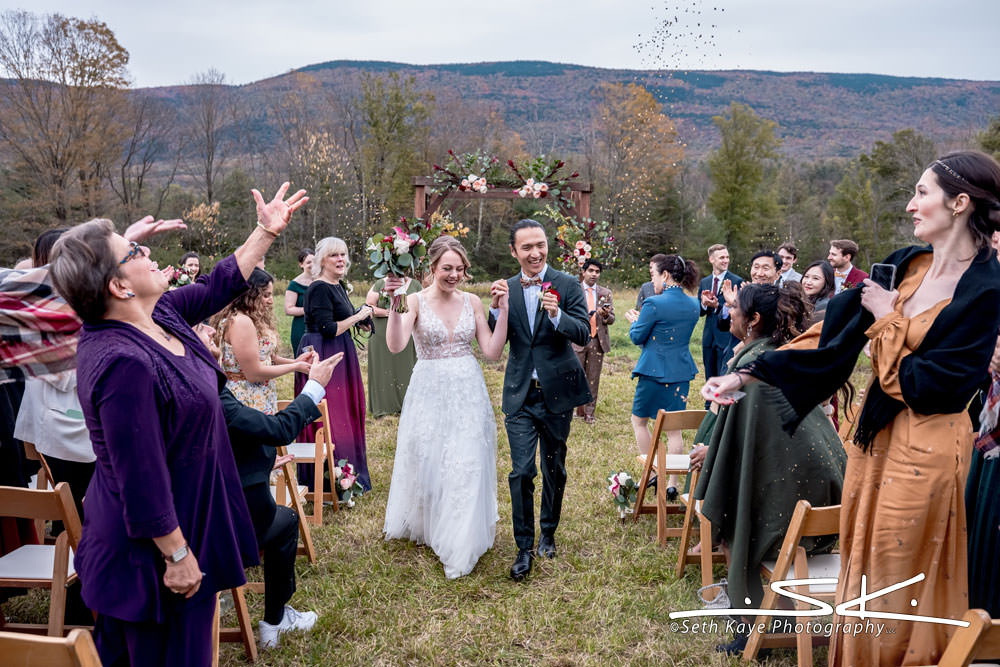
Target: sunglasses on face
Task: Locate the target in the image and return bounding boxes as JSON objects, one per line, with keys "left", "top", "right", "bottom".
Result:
{"left": 119, "top": 242, "right": 148, "bottom": 264}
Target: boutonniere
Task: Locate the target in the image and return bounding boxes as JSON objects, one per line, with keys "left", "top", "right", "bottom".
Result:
{"left": 842, "top": 281, "right": 856, "bottom": 292}
{"left": 539, "top": 281, "right": 561, "bottom": 311}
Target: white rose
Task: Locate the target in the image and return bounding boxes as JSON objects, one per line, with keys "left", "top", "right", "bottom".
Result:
{"left": 467, "top": 174, "right": 478, "bottom": 182}
{"left": 478, "top": 185, "right": 488, "bottom": 194}
{"left": 393, "top": 237, "right": 411, "bottom": 254}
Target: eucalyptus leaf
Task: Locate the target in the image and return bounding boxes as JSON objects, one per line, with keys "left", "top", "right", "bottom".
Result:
{"left": 370, "top": 251, "right": 382, "bottom": 264}
{"left": 397, "top": 253, "right": 413, "bottom": 267}
{"left": 374, "top": 265, "right": 388, "bottom": 278}
{"left": 413, "top": 245, "right": 427, "bottom": 257}
{"left": 383, "top": 248, "right": 391, "bottom": 262}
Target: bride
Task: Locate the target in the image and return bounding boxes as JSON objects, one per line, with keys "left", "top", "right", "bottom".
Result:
{"left": 382, "top": 235, "right": 509, "bottom": 578}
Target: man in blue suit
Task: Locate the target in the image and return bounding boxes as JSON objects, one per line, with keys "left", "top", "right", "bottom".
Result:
{"left": 698, "top": 244, "right": 743, "bottom": 381}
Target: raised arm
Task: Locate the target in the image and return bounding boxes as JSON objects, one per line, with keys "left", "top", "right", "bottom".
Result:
{"left": 233, "top": 183, "right": 308, "bottom": 279}
{"left": 475, "top": 292, "right": 508, "bottom": 360}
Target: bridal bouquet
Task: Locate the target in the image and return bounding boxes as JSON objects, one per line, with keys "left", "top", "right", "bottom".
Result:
{"left": 335, "top": 459, "right": 364, "bottom": 507}
{"left": 607, "top": 471, "right": 639, "bottom": 521}
{"left": 365, "top": 217, "right": 429, "bottom": 313}
{"left": 164, "top": 266, "right": 194, "bottom": 290}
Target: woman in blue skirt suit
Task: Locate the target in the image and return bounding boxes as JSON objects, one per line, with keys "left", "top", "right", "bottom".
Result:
{"left": 625, "top": 254, "right": 700, "bottom": 498}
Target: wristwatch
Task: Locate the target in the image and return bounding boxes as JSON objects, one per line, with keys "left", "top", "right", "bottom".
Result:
{"left": 163, "top": 544, "right": 189, "bottom": 564}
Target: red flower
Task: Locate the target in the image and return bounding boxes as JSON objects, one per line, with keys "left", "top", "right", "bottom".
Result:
{"left": 570, "top": 171, "right": 580, "bottom": 179}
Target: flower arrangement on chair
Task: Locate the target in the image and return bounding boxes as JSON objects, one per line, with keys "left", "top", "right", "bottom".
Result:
{"left": 335, "top": 459, "right": 364, "bottom": 507}
{"left": 607, "top": 471, "right": 639, "bottom": 521}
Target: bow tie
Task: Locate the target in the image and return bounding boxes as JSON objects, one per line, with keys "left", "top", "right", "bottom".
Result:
{"left": 834, "top": 270, "right": 849, "bottom": 278}
{"left": 520, "top": 276, "right": 542, "bottom": 288}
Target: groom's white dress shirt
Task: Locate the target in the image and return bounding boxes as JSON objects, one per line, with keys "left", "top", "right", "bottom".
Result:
{"left": 491, "top": 264, "right": 561, "bottom": 381}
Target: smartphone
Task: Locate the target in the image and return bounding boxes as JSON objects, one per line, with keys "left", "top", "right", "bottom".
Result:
{"left": 301, "top": 345, "right": 314, "bottom": 356}
{"left": 869, "top": 263, "right": 897, "bottom": 291}
{"left": 717, "top": 390, "right": 747, "bottom": 402}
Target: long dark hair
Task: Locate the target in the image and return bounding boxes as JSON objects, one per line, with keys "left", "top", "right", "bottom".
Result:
{"left": 737, "top": 282, "right": 811, "bottom": 346}
{"left": 803, "top": 260, "right": 835, "bottom": 303}
{"left": 211, "top": 267, "right": 276, "bottom": 344}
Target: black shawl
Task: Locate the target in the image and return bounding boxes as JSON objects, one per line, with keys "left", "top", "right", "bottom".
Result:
{"left": 748, "top": 244, "right": 1000, "bottom": 450}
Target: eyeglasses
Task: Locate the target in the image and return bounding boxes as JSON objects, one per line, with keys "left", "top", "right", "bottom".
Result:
{"left": 118, "top": 242, "right": 148, "bottom": 265}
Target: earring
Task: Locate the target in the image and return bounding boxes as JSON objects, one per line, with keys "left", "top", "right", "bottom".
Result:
{"left": 125, "top": 291, "right": 136, "bottom": 298}
{"left": 745, "top": 324, "right": 752, "bottom": 340}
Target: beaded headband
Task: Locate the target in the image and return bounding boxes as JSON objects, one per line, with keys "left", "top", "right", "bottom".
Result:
{"left": 934, "top": 159, "right": 969, "bottom": 184}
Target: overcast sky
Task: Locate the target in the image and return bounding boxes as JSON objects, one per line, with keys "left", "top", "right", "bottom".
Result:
{"left": 4, "top": 0, "right": 998, "bottom": 87}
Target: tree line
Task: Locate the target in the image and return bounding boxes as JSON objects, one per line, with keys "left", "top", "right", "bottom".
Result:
{"left": 0, "top": 10, "right": 997, "bottom": 282}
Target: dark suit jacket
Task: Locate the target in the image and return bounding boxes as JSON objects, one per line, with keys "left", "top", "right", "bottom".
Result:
{"left": 500, "top": 266, "right": 592, "bottom": 414}
{"left": 221, "top": 388, "right": 321, "bottom": 488}
{"left": 699, "top": 271, "right": 743, "bottom": 348}
{"left": 572, "top": 283, "right": 615, "bottom": 354}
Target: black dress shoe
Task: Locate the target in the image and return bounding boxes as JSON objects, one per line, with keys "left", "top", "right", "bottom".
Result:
{"left": 537, "top": 534, "right": 556, "bottom": 559}
{"left": 647, "top": 475, "right": 657, "bottom": 491}
{"left": 666, "top": 486, "right": 679, "bottom": 502}
{"left": 509, "top": 549, "right": 533, "bottom": 581}
{"left": 715, "top": 632, "right": 770, "bottom": 658}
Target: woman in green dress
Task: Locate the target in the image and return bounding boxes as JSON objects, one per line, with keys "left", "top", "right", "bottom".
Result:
{"left": 284, "top": 248, "right": 313, "bottom": 354}
{"left": 365, "top": 277, "right": 419, "bottom": 416}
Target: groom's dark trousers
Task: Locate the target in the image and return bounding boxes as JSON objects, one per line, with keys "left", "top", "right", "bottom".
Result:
{"left": 494, "top": 266, "right": 592, "bottom": 550}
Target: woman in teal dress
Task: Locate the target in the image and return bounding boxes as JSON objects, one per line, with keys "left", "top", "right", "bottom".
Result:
{"left": 364, "top": 276, "right": 419, "bottom": 416}
{"left": 284, "top": 248, "right": 313, "bottom": 354}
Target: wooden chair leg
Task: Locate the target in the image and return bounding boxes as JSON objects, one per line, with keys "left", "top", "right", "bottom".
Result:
{"left": 311, "top": 450, "right": 323, "bottom": 526}
{"left": 656, "top": 437, "right": 667, "bottom": 548}
{"left": 324, "top": 439, "right": 338, "bottom": 514}
{"left": 211, "top": 594, "right": 220, "bottom": 667}
{"left": 793, "top": 548, "right": 813, "bottom": 667}
{"left": 698, "top": 510, "right": 715, "bottom": 593}
{"left": 675, "top": 500, "right": 695, "bottom": 579}
{"left": 232, "top": 586, "right": 258, "bottom": 662}
{"left": 632, "top": 451, "right": 657, "bottom": 523}
{"left": 282, "top": 459, "right": 316, "bottom": 563}
{"left": 48, "top": 533, "right": 69, "bottom": 637}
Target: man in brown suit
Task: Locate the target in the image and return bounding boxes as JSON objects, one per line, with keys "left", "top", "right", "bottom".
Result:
{"left": 573, "top": 259, "right": 614, "bottom": 423}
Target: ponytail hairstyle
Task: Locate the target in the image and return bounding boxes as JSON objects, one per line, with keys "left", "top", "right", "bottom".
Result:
{"left": 736, "top": 282, "right": 811, "bottom": 346}
{"left": 929, "top": 150, "right": 1000, "bottom": 249}
{"left": 653, "top": 253, "right": 700, "bottom": 292}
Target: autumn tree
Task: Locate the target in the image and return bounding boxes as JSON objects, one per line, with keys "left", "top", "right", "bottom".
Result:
{"left": 588, "top": 82, "right": 683, "bottom": 255}
{"left": 0, "top": 10, "right": 130, "bottom": 222}
{"left": 185, "top": 68, "right": 232, "bottom": 203}
{"left": 978, "top": 115, "right": 1000, "bottom": 160}
{"left": 706, "top": 103, "right": 782, "bottom": 259}
{"left": 343, "top": 72, "right": 432, "bottom": 233}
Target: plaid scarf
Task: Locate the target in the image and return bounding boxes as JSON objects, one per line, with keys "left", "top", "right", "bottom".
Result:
{"left": 0, "top": 266, "right": 81, "bottom": 383}
{"left": 976, "top": 371, "right": 1000, "bottom": 459}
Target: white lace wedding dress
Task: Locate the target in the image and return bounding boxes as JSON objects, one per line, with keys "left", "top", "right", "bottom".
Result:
{"left": 383, "top": 291, "right": 499, "bottom": 578}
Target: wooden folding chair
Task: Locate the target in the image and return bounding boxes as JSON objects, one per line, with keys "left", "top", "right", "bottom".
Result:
{"left": 0, "top": 483, "right": 83, "bottom": 637}
{"left": 22, "top": 442, "right": 55, "bottom": 541}
{"left": 632, "top": 409, "right": 707, "bottom": 548}
{"left": 0, "top": 628, "right": 100, "bottom": 666}
{"left": 217, "top": 586, "right": 257, "bottom": 663}
{"left": 932, "top": 608, "right": 1000, "bottom": 667}
{"left": 674, "top": 468, "right": 726, "bottom": 592}
{"left": 744, "top": 500, "right": 841, "bottom": 666}
{"left": 283, "top": 399, "right": 338, "bottom": 525}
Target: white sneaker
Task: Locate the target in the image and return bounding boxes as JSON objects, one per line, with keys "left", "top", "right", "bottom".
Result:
{"left": 258, "top": 605, "right": 318, "bottom": 649}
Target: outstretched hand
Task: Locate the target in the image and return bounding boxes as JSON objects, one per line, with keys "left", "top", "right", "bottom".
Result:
{"left": 252, "top": 182, "right": 308, "bottom": 235}
{"left": 123, "top": 215, "right": 187, "bottom": 242}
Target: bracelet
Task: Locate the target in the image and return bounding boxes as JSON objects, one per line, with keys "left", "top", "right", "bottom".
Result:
{"left": 256, "top": 220, "right": 279, "bottom": 238}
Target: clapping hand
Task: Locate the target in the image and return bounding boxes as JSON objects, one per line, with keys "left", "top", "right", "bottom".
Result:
{"left": 252, "top": 182, "right": 309, "bottom": 236}
{"left": 700, "top": 289, "right": 718, "bottom": 309}
{"left": 720, "top": 279, "right": 736, "bottom": 307}
{"left": 124, "top": 215, "right": 187, "bottom": 242}
{"left": 272, "top": 453, "right": 295, "bottom": 470}
{"left": 625, "top": 308, "right": 640, "bottom": 323}
{"left": 308, "top": 351, "right": 343, "bottom": 386}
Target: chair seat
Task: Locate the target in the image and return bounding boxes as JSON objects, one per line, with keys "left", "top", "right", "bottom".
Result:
{"left": 285, "top": 442, "right": 320, "bottom": 461}
{"left": 271, "top": 484, "right": 307, "bottom": 504}
{"left": 679, "top": 493, "right": 702, "bottom": 511}
{"left": 636, "top": 453, "right": 690, "bottom": 472}
{"left": 0, "top": 545, "right": 75, "bottom": 580}
{"left": 760, "top": 553, "right": 840, "bottom": 593}
{"left": 28, "top": 474, "right": 52, "bottom": 490}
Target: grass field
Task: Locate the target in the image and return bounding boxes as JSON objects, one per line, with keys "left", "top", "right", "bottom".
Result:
{"left": 4, "top": 281, "right": 870, "bottom": 666}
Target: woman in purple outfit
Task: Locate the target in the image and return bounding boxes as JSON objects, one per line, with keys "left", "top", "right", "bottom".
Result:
{"left": 49, "top": 184, "right": 308, "bottom": 667}
{"left": 294, "top": 236, "right": 374, "bottom": 491}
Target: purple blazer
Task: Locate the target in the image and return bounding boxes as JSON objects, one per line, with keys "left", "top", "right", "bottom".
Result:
{"left": 74, "top": 255, "right": 259, "bottom": 623}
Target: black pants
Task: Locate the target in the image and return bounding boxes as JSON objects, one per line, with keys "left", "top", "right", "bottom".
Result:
{"left": 504, "top": 384, "right": 573, "bottom": 550}
{"left": 243, "top": 483, "right": 299, "bottom": 624}
{"left": 45, "top": 456, "right": 95, "bottom": 535}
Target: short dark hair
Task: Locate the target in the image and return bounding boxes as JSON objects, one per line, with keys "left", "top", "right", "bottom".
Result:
{"left": 509, "top": 219, "right": 545, "bottom": 247}
{"left": 50, "top": 219, "right": 121, "bottom": 324}
{"left": 180, "top": 251, "right": 199, "bottom": 264}
{"left": 751, "top": 249, "right": 781, "bottom": 271}
{"left": 829, "top": 239, "right": 859, "bottom": 261}
{"left": 297, "top": 248, "right": 314, "bottom": 263}
{"left": 777, "top": 242, "right": 798, "bottom": 259}
{"left": 581, "top": 258, "right": 603, "bottom": 272}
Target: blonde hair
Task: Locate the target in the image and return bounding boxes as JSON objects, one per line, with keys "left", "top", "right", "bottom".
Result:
{"left": 312, "top": 236, "right": 350, "bottom": 279}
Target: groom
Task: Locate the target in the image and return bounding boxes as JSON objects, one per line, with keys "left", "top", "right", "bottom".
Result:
{"left": 490, "top": 219, "right": 592, "bottom": 581}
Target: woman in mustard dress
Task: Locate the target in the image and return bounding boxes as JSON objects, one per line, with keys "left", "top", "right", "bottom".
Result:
{"left": 703, "top": 150, "right": 1000, "bottom": 665}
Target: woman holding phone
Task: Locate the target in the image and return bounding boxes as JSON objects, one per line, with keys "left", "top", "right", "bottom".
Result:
{"left": 703, "top": 150, "right": 1000, "bottom": 665}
